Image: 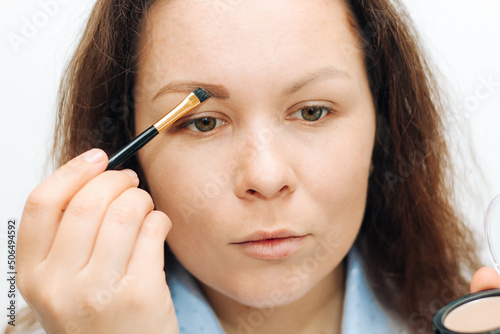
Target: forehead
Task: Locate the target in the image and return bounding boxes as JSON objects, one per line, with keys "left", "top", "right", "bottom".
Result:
{"left": 137, "top": 0, "right": 364, "bottom": 92}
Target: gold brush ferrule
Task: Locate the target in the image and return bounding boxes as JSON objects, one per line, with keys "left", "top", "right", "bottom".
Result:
{"left": 153, "top": 92, "right": 201, "bottom": 133}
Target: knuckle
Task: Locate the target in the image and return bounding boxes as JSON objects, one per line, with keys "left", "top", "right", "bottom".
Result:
{"left": 106, "top": 205, "right": 135, "bottom": 226}
{"left": 132, "top": 188, "right": 155, "bottom": 209}
{"left": 16, "top": 271, "right": 31, "bottom": 297}
{"left": 19, "top": 277, "right": 58, "bottom": 310}
{"left": 37, "top": 289, "right": 67, "bottom": 316}
{"left": 103, "top": 189, "right": 154, "bottom": 226}
{"left": 107, "top": 170, "right": 136, "bottom": 184}
{"left": 121, "top": 187, "right": 154, "bottom": 211}
{"left": 24, "top": 191, "right": 51, "bottom": 215}
{"left": 66, "top": 199, "right": 95, "bottom": 220}
{"left": 149, "top": 210, "right": 170, "bottom": 225}
{"left": 53, "top": 158, "right": 83, "bottom": 182}
{"left": 143, "top": 211, "right": 172, "bottom": 236}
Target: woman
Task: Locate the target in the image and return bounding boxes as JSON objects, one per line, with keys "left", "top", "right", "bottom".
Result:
{"left": 12, "top": 0, "right": 500, "bottom": 333}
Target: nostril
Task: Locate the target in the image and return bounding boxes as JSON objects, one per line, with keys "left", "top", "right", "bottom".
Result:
{"left": 246, "top": 186, "right": 288, "bottom": 196}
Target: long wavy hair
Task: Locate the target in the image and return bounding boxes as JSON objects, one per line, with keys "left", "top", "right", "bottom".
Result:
{"left": 9, "top": 0, "right": 480, "bottom": 333}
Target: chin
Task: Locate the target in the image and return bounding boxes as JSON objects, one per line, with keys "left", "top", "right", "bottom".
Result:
{"left": 228, "top": 283, "right": 313, "bottom": 309}
{"left": 209, "top": 263, "right": 332, "bottom": 309}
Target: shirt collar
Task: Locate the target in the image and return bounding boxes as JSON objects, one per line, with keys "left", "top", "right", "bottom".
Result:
{"left": 341, "top": 247, "right": 402, "bottom": 333}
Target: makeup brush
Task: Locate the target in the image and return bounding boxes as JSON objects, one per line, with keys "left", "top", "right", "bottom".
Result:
{"left": 106, "top": 87, "right": 211, "bottom": 170}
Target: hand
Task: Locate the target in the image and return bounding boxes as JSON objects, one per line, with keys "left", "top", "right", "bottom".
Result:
{"left": 470, "top": 267, "right": 500, "bottom": 293}
{"left": 17, "top": 149, "right": 179, "bottom": 334}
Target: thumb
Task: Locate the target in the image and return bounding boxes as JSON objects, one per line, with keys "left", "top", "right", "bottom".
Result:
{"left": 470, "top": 267, "right": 500, "bottom": 293}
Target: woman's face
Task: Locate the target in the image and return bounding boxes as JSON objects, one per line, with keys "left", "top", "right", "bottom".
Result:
{"left": 135, "top": 0, "right": 375, "bottom": 307}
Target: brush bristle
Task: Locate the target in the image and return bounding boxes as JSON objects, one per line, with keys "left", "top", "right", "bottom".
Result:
{"left": 193, "top": 88, "right": 211, "bottom": 103}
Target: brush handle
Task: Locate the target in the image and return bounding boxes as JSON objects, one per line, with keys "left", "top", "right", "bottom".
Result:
{"left": 106, "top": 126, "right": 159, "bottom": 170}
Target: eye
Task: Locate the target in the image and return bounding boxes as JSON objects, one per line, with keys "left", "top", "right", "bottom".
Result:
{"left": 290, "top": 105, "right": 333, "bottom": 122}
{"left": 180, "top": 116, "right": 224, "bottom": 132}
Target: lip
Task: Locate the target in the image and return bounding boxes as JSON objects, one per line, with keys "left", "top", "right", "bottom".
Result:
{"left": 233, "top": 229, "right": 305, "bottom": 243}
{"left": 232, "top": 229, "right": 308, "bottom": 260}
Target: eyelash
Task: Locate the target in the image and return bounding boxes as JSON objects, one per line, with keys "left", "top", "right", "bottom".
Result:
{"left": 174, "top": 104, "right": 335, "bottom": 134}
{"left": 288, "top": 105, "right": 334, "bottom": 123}
{"left": 176, "top": 116, "right": 226, "bottom": 133}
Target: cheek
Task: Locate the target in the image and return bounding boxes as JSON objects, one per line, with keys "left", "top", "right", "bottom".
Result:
{"left": 297, "top": 113, "right": 375, "bottom": 260}
{"left": 138, "top": 140, "right": 232, "bottom": 246}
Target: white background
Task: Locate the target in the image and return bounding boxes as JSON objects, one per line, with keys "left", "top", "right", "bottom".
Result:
{"left": 1, "top": 0, "right": 499, "bottom": 331}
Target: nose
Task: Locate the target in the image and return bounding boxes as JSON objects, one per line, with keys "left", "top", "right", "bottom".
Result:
{"left": 233, "top": 130, "right": 297, "bottom": 200}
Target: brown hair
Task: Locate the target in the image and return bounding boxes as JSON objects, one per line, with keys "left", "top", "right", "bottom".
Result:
{"left": 10, "top": 0, "right": 480, "bottom": 333}
{"left": 346, "top": 0, "right": 480, "bottom": 331}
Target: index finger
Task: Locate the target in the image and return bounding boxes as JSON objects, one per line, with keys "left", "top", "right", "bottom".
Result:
{"left": 18, "top": 149, "right": 108, "bottom": 269}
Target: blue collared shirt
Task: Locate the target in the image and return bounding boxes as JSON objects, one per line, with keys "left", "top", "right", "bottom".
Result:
{"left": 167, "top": 248, "right": 407, "bottom": 333}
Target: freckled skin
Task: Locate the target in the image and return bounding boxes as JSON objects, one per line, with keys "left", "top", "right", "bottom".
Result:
{"left": 135, "top": 0, "right": 375, "bottom": 332}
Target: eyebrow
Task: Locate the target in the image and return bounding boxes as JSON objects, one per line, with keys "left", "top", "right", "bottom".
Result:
{"left": 153, "top": 82, "right": 230, "bottom": 101}
{"left": 152, "top": 66, "right": 351, "bottom": 101}
{"left": 282, "top": 66, "right": 352, "bottom": 96}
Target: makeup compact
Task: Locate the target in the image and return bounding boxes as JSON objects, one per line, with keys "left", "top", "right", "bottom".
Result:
{"left": 432, "top": 194, "right": 500, "bottom": 333}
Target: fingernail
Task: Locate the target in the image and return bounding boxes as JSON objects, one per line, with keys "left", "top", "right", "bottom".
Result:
{"left": 81, "top": 149, "right": 106, "bottom": 164}
{"left": 122, "top": 169, "right": 138, "bottom": 179}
